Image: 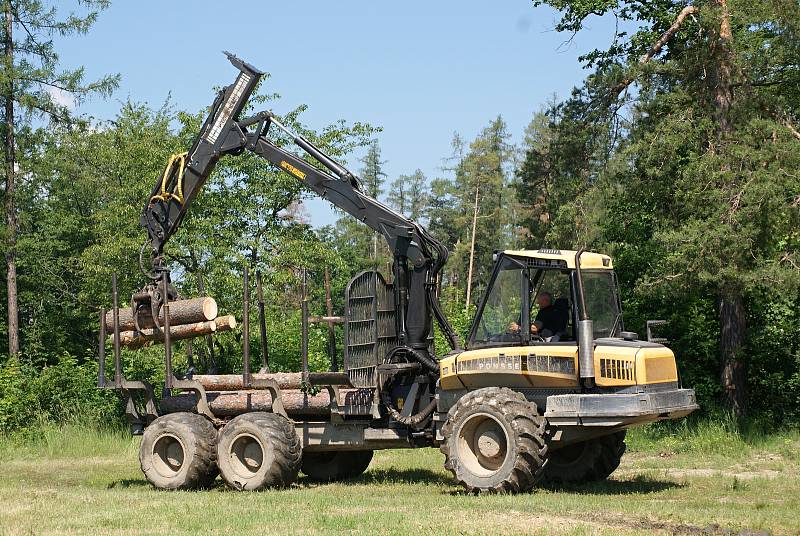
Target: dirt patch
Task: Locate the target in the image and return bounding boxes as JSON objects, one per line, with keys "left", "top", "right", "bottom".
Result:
{"left": 445, "top": 509, "right": 761, "bottom": 535}
{"left": 611, "top": 516, "right": 770, "bottom": 536}
{"left": 636, "top": 468, "right": 782, "bottom": 480}
{"left": 470, "top": 510, "right": 631, "bottom": 534}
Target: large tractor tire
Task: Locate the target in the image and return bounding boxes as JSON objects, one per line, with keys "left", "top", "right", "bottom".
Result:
{"left": 542, "top": 431, "right": 627, "bottom": 484}
{"left": 217, "top": 412, "right": 301, "bottom": 490}
{"left": 139, "top": 412, "right": 218, "bottom": 490}
{"left": 440, "top": 387, "right": 549, "bottom": 493}
{"left": 302, "top": 450, "right": 374, "bottom": 482}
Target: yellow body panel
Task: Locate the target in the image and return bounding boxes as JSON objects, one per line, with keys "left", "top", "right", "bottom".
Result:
{"left": 636, "top": 346, "right": 679, "bottom": 384}
{"left": 593, "top": 345, "right": 638, "bottom": 387}
{"left": 440, "top": 346, "right": 579, "bottom": 390}
{"left": 439, "top": 343, "right": 679, "bottom": 390}
{"left": 502, "top": 249, "right": 613, "bottom": 270}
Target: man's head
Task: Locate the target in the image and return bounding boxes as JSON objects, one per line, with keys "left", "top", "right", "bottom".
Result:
{"left": 537, "top": 291, "right": 553, "bottom": 309}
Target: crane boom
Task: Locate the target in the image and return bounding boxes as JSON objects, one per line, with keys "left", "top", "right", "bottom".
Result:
{"left": 140, "top": 52, "right": 460, "bottom": 359}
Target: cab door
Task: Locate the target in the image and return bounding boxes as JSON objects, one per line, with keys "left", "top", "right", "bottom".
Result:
{"left": 440, "top": 255, "right": 580, "bottom": 391}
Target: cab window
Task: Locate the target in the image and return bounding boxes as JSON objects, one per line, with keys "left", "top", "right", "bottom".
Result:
{"left": 531, "top": 269, "right": 573, "bottom": 341}
{"left": 579, "top": 270, "right": 622, "bottom": 338}
{"left": 472, "top": 258, "right": 525, "bottom": 345}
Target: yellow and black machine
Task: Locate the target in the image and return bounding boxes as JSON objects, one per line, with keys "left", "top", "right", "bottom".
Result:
{"left": 99, "top": 53, "right": 697, "bottom": 493}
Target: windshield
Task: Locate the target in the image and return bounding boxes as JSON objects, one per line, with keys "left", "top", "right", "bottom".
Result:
{"left": 472, "top": 259, "right": 525, "bottom": 345}
{"left": 580, "top": 271, "right": 621, "bottom": 338}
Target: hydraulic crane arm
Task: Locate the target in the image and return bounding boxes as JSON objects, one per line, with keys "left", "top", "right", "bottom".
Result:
{"left": 246, "top": 115, "right": 431, "bottom": 268}
{"left": 140, "top": 52, "right": 460, "bottom": 356}
{"left": 141, "top": 53, "right": 263, "bottom": 266}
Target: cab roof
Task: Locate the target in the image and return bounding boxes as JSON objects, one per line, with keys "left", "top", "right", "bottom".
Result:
{"left": 502, "top": 249, "right": 613, "bottom": 270}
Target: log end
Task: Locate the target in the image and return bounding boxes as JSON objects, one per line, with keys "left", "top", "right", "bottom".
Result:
{"left": 215, "top": 315, "right": 237, "bottom": 331}
{"left": 202, "top": 297, "right": 218, "bottom": 322}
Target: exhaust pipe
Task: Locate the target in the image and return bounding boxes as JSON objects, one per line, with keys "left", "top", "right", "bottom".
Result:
{"left": 574, "top": 248, "right": 595, "bottom": 389}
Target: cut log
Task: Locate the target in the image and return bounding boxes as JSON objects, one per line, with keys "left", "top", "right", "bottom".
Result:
{"left": 192, "top": 370, "right": 353, "bottom": 392}
{"left": 111, "top": 315, "right": 237, "bottom": 349}
{"left": 117, "top": 320, "right": 216, "bottom": 349}
{"left": 214, "top": 315, "right": 237, "bottom": 331}
{"left": 105, "top": 296, "right": 218, "bottom": 332}
{"left": 194, "top": 372, "right": 303, "bottom": 391}
{"left": 159, "top": 388, "right": 373, "bottom": 417}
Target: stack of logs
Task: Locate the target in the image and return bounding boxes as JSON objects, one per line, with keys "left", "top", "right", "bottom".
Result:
{"left": 160, "top": 373, "right": 370, "bottom": 417}
{"left": 107, "top": 296, "right": 366, "bottom": 418}
{"left": 105, "top": 296, "right": 236, "bottom": 349}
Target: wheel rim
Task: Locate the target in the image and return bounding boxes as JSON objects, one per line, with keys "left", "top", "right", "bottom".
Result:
{"left": 456, "top": 412, "right": 509, "bottom": 477}
{"left": 229, "top": 433, "right": 266, "bottom": 479}
{"left": 152, "top": 433, "right": 185, "bottom": 478}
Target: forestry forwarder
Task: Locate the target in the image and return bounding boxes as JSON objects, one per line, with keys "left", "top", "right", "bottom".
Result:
{"left": 100, "top": 53, "right": 698, "bottom": 493}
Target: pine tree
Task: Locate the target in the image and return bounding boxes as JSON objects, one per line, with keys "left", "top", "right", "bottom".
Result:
{"left": 457, "top": 116, "right": 514, "bottom": 307}
{"left": 386, "top": 175, "right": 407, "bottom": 215}
{"left": 1, "top": 0, "right": 118, "bottom": 355}
{"left": 360, "top": 139, "right": 387, "bottom": 262}
{"left": 405, "top": 169, "right": 428, "bottom": 221}
{"left": 331, "top": 138, "right": 389, "bottom": 269}
{"left": 359, "top": 139, "right": 386, "bottom": 199}
{"left": 387, "top": 169, "right": 427, "bottom": 221}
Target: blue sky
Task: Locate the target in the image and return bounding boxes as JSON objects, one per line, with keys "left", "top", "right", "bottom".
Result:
{"left": 57, "top": 1, "right": 617, "bottom": 226}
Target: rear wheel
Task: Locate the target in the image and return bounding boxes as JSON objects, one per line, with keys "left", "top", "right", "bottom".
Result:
{"left": 302, "top": 450, "right": 374, "bottom": 482}
{"left": 440, "top": 387, "right": 548, "bottom": 493}
{"left": 217, "top": 412, "right": 301, "bottom": 490}
{"left": 543, "top": 431, "right": 626, "bottom": 484}
{"left": 139, "top": 412, "right": 218, "bottom": 490}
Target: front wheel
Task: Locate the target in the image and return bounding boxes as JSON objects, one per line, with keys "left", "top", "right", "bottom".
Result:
{"left": 440, "top": 387, "right": 549, "bottom": 493}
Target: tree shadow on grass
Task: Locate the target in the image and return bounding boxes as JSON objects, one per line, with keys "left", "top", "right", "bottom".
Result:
{"left": 540, "top": 475, "right": 683, "bottom": 495}
{"left": 107, "top": 478, "right": 150, "bottom": 489}
{"left": 107, "top": 469, "right": 449, "bottom": 491}
{"left": 444, "top": 475, "right": 682, "bottom": 496}
{"left": 106, "top": 472, "right": 679, "bottom": 496}
{"left": 107, "top": 478, "right": 228, "bottom": 490}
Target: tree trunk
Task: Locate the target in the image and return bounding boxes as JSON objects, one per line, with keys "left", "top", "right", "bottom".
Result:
{"left": 3, "top": 2, "right": 18, "bottom": 355}
{"left": 719, "top": 290, "right": 747, "bottom": 416}
{"left": 710, "top": 0, "right": 735, "bottom": 139}
{"left": 709, "top": 0, "right": 746, "bottom": 416}
{"left": 105, "top": 296, "right": 218, "bottom": 331}
{"left": 465, "top": 183, "right": 480, "bottom": 309}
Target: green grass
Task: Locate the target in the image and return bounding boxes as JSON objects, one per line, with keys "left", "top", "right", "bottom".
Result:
{"left": 0, "top": 421, "right": 798, "bottom": 535}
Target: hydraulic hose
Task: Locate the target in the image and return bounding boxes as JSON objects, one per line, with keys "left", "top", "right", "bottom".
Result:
{"left": 380, "top": 346, "right": 439, "bottom": 427}
{"left": 385, "top": 345, "right": 439, "bottom": 374}
{"left": 381, "top": 389, "right": 437, "bottom": 427}
{"left": 418, "top": 225, "right": 462, "bottom": 351}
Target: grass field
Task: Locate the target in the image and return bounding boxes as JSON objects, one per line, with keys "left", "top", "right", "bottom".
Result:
{"left": 0, "top": 420, "right": 798, "bottom": 535}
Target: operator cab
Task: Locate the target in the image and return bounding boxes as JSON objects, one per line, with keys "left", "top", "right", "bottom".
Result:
{"left": 468, "top": 249, "right": 622, "bottom": 349}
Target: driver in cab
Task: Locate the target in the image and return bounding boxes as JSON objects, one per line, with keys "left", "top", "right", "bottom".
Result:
{"left": 509, "top": 292, "right": 567, "bottom": 342}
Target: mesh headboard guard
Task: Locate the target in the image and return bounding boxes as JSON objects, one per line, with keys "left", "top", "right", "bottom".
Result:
{"left": 343, "top": 271, "right": 398, "bottom": 388}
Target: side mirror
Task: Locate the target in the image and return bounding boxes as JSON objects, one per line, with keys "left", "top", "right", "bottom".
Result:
{"left": 646, "top": 320, "right": 668, "bottom": 344}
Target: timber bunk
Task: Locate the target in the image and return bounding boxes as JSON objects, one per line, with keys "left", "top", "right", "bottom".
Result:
{"left": 98, "top": 266, "right": 405, "bottom": 452}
